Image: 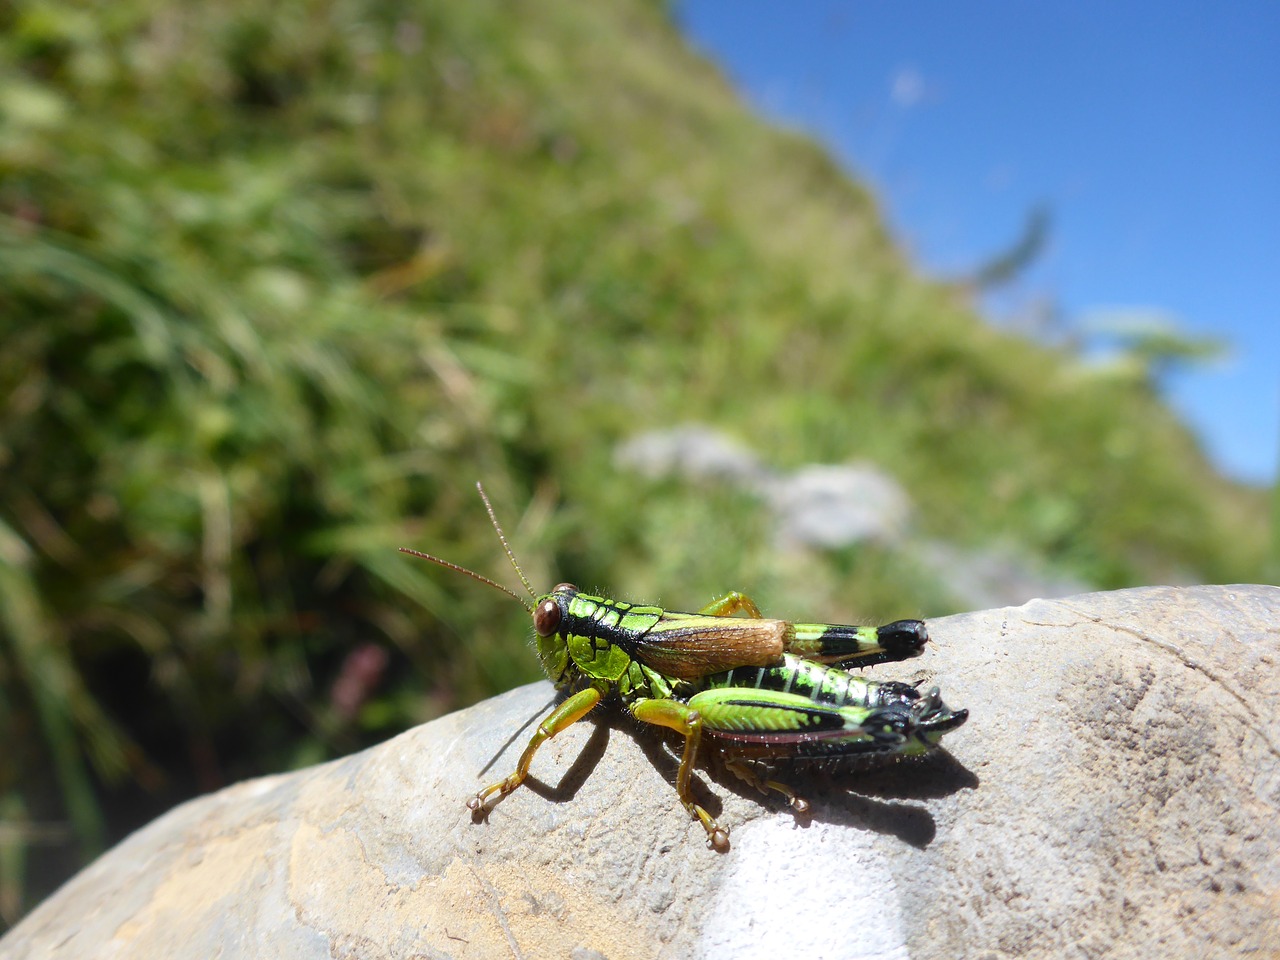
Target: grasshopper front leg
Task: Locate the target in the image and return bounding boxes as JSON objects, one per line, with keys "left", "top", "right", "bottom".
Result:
{"left": 468, "top": 686, "right": 602, "bottom": 814}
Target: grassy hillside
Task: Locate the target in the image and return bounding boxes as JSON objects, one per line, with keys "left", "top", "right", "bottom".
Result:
{"left": 0, "top": 0, "right": 1267, "bottom": 925}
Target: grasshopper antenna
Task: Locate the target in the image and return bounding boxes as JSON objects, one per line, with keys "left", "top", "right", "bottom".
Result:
{"left": 397, "top": 482, "right": 537, "bottom": 612}
{"left": 397, "top": 548, "right": 533, "bottom": 612}
{"left": 474, "top": 481, "right": 537, "bottom": 601}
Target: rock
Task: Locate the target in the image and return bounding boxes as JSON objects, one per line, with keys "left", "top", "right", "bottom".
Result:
{"left": 614, "top": 426, "right": 915, "bottom": 549}
{"left": 914, "top": 538, "right": 1092, "bottom": 609}
{"left": 613, "top": 425, "right": 767, "bottom": 487}
{"left": 762, "top": 463, "right": 913, "bottom": 549}
{"left": 4, "top": 585, "right": 1278, "bottom": 959}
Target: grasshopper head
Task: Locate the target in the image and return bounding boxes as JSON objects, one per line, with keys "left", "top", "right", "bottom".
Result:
{"left": 531, "top": 582, "right": 578, "bottom": 683}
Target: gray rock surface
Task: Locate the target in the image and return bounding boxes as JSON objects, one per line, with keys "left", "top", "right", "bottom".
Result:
{"left": 4, "top": 585, "right": 1278, "bottom": 959}
{"left": 761, "top": 463, "right": 912, "bottom": 549}
{"left": 613, "top": 425, "right": 913, "bottom": 549}
{"left": 614, "top": 424, "right": 766, "bottom": 487}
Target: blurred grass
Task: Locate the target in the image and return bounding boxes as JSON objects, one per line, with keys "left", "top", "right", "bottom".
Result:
{"left": 0, "top": 0, "right": 1269, "bottom": 927}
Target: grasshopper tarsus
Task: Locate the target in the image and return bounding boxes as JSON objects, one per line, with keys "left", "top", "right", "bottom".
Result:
{"left": 404, "top": 487, "right": 967, "bottom": 850}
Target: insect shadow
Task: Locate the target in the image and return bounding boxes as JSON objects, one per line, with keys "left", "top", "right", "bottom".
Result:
{"left": 789, "top": 749, "right": 979, "bottom": 848}
{"left": 520, "top": 721, "right": 613, "bottom": 804}
{"left": 676, "top": 743, "right": 980, "bottom": 850}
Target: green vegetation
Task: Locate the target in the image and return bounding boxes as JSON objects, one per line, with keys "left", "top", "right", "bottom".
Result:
{"left": 0, "top": 0, "right": 1267, "bottom": 926}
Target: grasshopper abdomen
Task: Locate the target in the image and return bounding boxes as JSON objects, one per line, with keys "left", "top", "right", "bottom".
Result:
{"left": 700, "top": 653, "right": 966, "bottom": 759}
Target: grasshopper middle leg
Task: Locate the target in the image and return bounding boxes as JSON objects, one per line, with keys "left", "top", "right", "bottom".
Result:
{"left": 696, "top": 591, "right": 764, "bottom": 618}
{"left": 723, "top": 759, "right": 811, "bottom": 814}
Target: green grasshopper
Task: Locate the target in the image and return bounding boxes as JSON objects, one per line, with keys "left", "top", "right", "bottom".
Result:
{"left": 402, "top": 484, "right": 967, "bottom": 851}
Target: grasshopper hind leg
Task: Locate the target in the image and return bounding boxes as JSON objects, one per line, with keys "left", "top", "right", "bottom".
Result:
{"left": 629, "top": 698, "right": 731, "bottom": 852}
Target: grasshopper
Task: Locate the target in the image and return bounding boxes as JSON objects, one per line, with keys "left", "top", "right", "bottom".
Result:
{"left": 402, "top": 484, "right": 967, "bottom": 851}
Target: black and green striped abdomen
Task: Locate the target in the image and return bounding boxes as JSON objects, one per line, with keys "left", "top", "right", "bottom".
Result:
{"left": 693, "top": 653, "right": 965, "bottom": 759}
{"left": 703, "top": 653, "right": 919, "bottom": 713}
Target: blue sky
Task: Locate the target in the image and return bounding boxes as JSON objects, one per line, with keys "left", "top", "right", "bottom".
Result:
{"left": 676, "top": 1, "right": 1279, "bottom": 485}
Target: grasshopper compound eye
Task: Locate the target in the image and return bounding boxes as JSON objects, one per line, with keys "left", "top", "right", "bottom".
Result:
{"left": 534, "top": 599, "right": 562, "bottom": 637}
